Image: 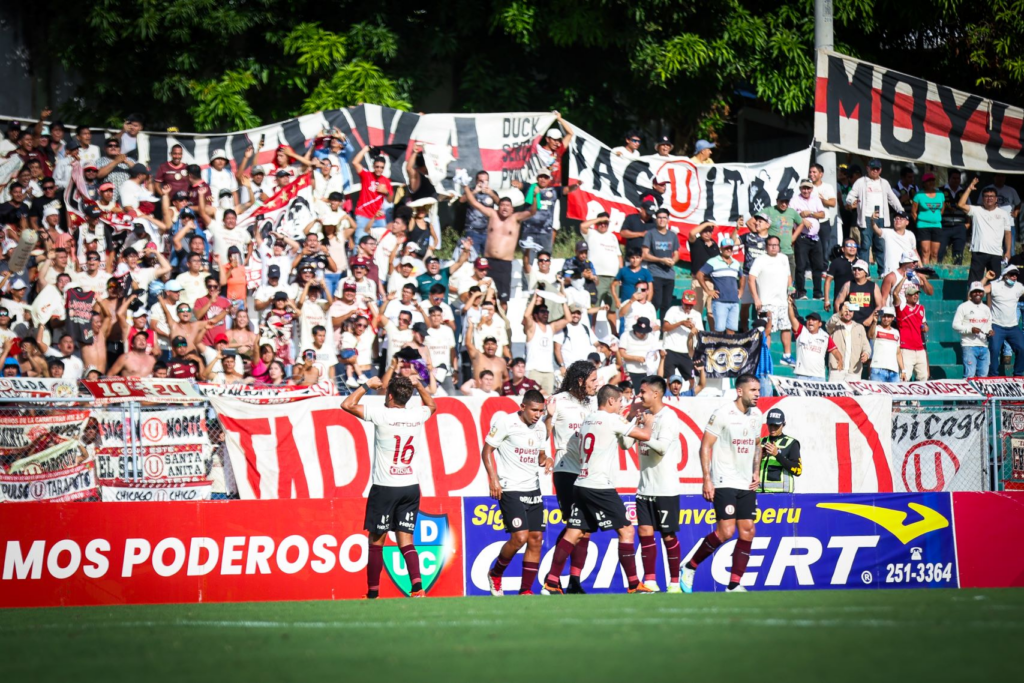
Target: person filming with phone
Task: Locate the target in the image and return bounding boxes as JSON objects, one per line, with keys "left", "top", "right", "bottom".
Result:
{"left": 844, "top": 158, "right": 903, "bottom": 278}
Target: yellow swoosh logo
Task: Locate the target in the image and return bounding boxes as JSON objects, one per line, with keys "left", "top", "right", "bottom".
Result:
{"left": 816, "top": 502, "right": 949, "bottom": 544}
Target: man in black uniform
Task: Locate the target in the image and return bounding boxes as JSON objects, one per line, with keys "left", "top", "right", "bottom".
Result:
{"left": 758, "top": 408, "right": 802, "bottom": 493}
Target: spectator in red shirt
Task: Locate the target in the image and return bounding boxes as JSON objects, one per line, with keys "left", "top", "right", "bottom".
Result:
{"left": 350, "top": 145, "right": 393, "bottom": 244}
{"left": 896, "top": 284, "right": 929, "bottom": 380}
{"left": 155, "top": 144, "right": 190, "bottom": 195}
{"left": 501, "top": 357, "right": 542, "bottom": 396}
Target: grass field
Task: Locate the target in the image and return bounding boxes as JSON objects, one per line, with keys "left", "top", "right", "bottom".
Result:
{"left": 4, "top": 589, "right": 1020, "bottom": 682}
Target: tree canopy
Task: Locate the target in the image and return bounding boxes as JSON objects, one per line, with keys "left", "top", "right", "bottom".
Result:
{"left": 44, "top": 0, "right": 1024, "bottom": 148}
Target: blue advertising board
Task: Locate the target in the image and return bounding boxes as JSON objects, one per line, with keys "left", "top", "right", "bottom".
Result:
{"left": 462, "top": 493, "right": 958, "bottom": 594}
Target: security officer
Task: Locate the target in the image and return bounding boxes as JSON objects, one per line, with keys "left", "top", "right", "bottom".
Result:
{"left": 758, "top": 408, "right": 802, "bottom": 493}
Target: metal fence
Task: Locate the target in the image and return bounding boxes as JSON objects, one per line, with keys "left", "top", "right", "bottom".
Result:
{"left": 0, "top": 396, "right": 1020, "bottom": 500}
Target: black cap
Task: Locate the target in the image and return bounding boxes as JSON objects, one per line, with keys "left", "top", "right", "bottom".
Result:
{"left": 777, "top": 189, "right": 794, "bottom": 202}
{"left": 65, "top": 138, "right": 81, "bottom": 151}
{"left": 805, "top": 312, "right": 822, "bottom": 322}
{"left": 172, "top": 190, "right": 188, "bottom": 201}
{"left": 894, "top": 211, "right": 909, "bottom": 219}
{"left": 575, "top": 240, "right": 588, "bottom": 252}
{"left": 587, "top": 352, "right": 602, "bottom": 364}
{"left": 129, "top": 163, "right": 149, "bottom": 177}
{"left": 412, "top": 322, "right": 429, "bottom": 336}
{"left": 766, "top": 408, "right": 786, "bottom": 425}
{"left": 172, "top": 335, "right": 188, "bottom": 347}
{"left": 867, "top": 158, "right": 883, "bottom": 169}
{"left": 632, "top": 317, "right": 653, "bottom": 334}
{"left": 267, "top": 265, "right": 281, "bottom": 278}
{"left": 273, "top": 291, "right": 288, "bottom": 301}
{"left": 394, "top": 346, "right": 422, "bottom": 361}
{"left": 84, "top": 204, "right": 102, "bottom": 219}
{"left": 656, "top": 135, "right": 672, "bottom": 146}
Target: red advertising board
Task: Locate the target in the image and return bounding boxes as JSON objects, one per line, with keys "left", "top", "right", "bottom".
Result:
{"left": 0, "top": 498, "right": 464, "bottom": 607}
{"left": 952, "top": 492, "right": 1024, "bottom": 588}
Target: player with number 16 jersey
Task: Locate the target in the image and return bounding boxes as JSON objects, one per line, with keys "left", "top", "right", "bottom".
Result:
{"left": 342, "top": 374, "right": 437, "bottom": 599}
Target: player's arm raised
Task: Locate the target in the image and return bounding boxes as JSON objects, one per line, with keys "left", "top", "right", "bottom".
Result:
{"left": 699, "top": 430, "right": 717, "bottom": 502}
{"left": 341, "top": 376, "right": 383, "bottom": 420}
{"left": 408, "top": 373, "right": 437, "bottom": 416}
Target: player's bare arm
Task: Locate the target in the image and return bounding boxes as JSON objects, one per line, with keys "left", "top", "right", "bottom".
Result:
{"left": 481, "top": 443, "right": 502, "bottom": 500}
{"left": 341, "top": 377, "right": 384, "bottom": 420}
{"left": 699, "top": 431, "right": 717, "bottom": 501}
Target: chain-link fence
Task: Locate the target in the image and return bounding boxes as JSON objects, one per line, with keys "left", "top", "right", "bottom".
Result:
{"left": 0, "top": 396, "right": 1018, "bottom": 501}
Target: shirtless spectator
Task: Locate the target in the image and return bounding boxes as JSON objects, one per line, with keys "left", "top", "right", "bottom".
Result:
{"left": 108, "top": 332, "right": 157, "bottom": 377}
{"left": 81, "top": 305, "right": 114, "bottom": 373}
{"left": 462, "top": 186, "right": 537, "bottom": 302}
{"left": 465, "top": 319, "right": 509, "bottom": 387}
{"left": 156, "top": 298, "right": 212, "bottom": 353}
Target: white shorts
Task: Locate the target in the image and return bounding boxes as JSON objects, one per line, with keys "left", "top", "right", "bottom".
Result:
{"left": 762, "top": 302, "right": 792, "bottom": 331}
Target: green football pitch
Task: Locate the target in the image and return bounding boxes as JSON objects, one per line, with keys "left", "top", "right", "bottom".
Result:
{"left": 3, "top": 589, "right": 1020, "bottom": 682}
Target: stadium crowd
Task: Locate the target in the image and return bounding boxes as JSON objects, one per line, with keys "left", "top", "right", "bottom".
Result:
{"left": 1, "top": 111, "right": 1023, "bottom": 395}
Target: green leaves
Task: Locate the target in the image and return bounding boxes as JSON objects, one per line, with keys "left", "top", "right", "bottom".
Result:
{"left": 301, "top": 60, "right": 411, "bottom": 114}
{"left": 187, "top": 70, "right": 262, "bottom": 132}
{"left": 283, "top": 23, "right": 348, "bottom": 75}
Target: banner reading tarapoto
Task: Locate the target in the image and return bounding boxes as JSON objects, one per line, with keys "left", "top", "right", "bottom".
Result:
{"left": 81, "top": 377, "right": 202, "bottom": 403}
{"left": 694, "top": 329, "right": 762, "bottom": 379}
{"left": 209, "top": 395, "right": 895, "bottom": 498}
{"left": 566, "top": 126, "right": 810, "bottom": 259}
{"left": 0, "top": 462, "right": 98, "bottom": 503}
{"left": 891, "top": 407, "right": 985, "bottom": 492}
{"left": 814, "top": 50, "right": 1024, "bottom": 173}
{"left": 0, "top": 497, "right": 464, "bottom": 607}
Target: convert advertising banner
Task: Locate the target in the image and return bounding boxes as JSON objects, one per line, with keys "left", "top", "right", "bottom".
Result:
{"left": 0, "top": 497, "right": 464, "bottom": 607}
{"left": 814, "top": 50, "right": 1024, "bottom": 173}
{"left": 462, "top": 493, "right": 957, "bottom": 594}
{"left": 209, "top": 395, "right": 895, "bottom": 499}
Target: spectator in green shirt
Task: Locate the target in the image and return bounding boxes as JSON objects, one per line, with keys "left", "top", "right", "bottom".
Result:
{"left": 763, "top": 189, "right": 802, "bottom": 286}
{"left": 416, "top": 237, "right": 472, "bottom": 298}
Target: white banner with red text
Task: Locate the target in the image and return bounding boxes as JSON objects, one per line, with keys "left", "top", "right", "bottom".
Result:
{"left": 814, "top": 50, "right": 1024, "bottom": 174}
{"left": 210, "top": 395, "right": 896, "bottom": 499}
{"left": 771, "top": 376, "right": 984, "bottom": 400}
{"left": 566, "top": 127, "right": 810, "bottom": 260}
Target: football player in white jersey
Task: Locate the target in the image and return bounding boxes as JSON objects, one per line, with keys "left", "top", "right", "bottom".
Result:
{"left": 681, "top": 374, "right": 763, "bottom": 593}
{"left": 544, "top": 359, "right": 599, "bottom": 593}
{"left": 342, "top": 374, "right": 437, "bottom": 599}
{"left": 542, "top": 383, "right": 655, "bottom": 594}
{"left": 482, "top": 389, "right": 550, "bottom": 596}
{"left": 634, "top": 375, "right": 685, "bottom": 593}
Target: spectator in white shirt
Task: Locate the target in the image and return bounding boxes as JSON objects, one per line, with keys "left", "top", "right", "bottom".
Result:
{"left": 660, "top": 289, "right": 703, "bottom": 382}
{"left": 611, "top": 130, "right": 642, "bottom": 158}
{"left": 983, "top": 266, "right": 1024, "bottom": 377}
{"left": 844, "top": 158, "right": 903, "bottom": 276}
{"left": 204, "top": 149, "right": 239, "bottom": 205}
{"left": 618, "top": 316, "right": 660, "bottom": 388}
{"left": 580, "top": 212, "right": 624, "bottom": 307}
{"left": 959, "top": 177, "right": 1013, "bottom": 284}
{"left": 952, "top": 279, "right": 994, "bottom": 378}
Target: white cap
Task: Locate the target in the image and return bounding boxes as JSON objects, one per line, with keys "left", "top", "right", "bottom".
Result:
{"left": 899, "top": 250, "right": 919, "bottom": 264}
{"left": 545, "top": 128, "right": 564, "bottom": 140}
{"left": 400, "top": 257, "right": 416, "bottom": 266}
{"left": 969, "top": 281, "right": 985, "bottom": 293}
{"left": 880, "top": 306, "right": 896, "bottom": 317}
{"left": 210, "top": 149, "right": 229, "bottom": 161}
{"left": 43, "top": 205, "right": 60, "bottom": 219}
{"left": 853, "top": 259, "right": 869, "bottom": 271}
{"left": 132, "top": 309, "right": 149, "bottom": 318}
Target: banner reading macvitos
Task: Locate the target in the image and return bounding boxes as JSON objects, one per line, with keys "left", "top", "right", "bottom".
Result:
{"left": 815, "top": 50, "right": 1024, "bottom": 173}
{"left": 210, "top": 395, "right": 895, "bottom": 499}
{"left": 0, "top": 497, "right": 464, "bottom": 607}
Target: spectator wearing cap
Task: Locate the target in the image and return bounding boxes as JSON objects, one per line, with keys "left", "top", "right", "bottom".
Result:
{"left": 641, "top": 207, "right": 680, "bottom": 319}
{"left": 826, "top": 301, "right": 871, "bottom": 382}
{"left": 911, "top": 173, "right": 945, "bottom": 265}
{"left": 523, "top": 292, "right": 571, "bottom": 394}
{"left": 882, "top": 252, "right": 933, "bottom": 310}
{"left": 787, "top": 299, "right": 840, "bottom": 381}
{"left": 417, "top": 239, "right": 472, "bottom": 299}
{"left": 748, "top": 234, "right": 794, "bottom": 363}
{"left": 580, "top": 212, "right": 623, "bottom": 308}
{"left": 167, "top": 334, "right": 205, "bottom": 379}
{"left": 982, "top": 266, "right": 1024, "bottom": 376}
{"left": 74, "top": 250, "right": 112, "bottom": 296}
{"left": 953, "top": 278, "right": 994, "bottom": 378}
{"left": 515, "top": 168, "right": 561, "bottom": 256}
{"left": 346, "top": 255, "right": 381, "bottom": 302}
{"left": 661, "top": 289, "right": 703, "bottom": 383}
{"left": 388, "top": 256, "right": 420, "bottom": 295}
{"left": 835, "top": 259, "right": 881, "bottom": 335}
{"left": 155, "top": 144, "right": 190, "bottom": 196}
{"left": 458, "top": 257, "right": 495, "bottom": 304}
{"left": 666, "top": 374, "right": 688, "bottom": 398}
{"left": 555, "top": 302, "right": 598, "bottom": 370}
{"left": 735, "top": 211, "right": 770, "bottom": 330}
{"left": 690, "top": 139, "right": 715, "bottom": 165}
{"left": 758, "top": 409, "right": 802, "bottom": 493}
{"left": 809, "top": 163, "right": 839, "bottom": 260}
{"left": 844, "top": 158, "right": 903, "bottom": 275}
{"left": 654, "top": 135, "right": 674, "bottom": 157}
{"left": 873, "top": 210, "right": 916, "bottom": 277}
{"left": 534, "top": 113, "right": 574, "bottom": 182}
{"left": 959, "top": 176, "right": 1013, "bottom": 284}
{"left": 619, "top": 316, "right": 660, "bottom": 388}
{"left": 790, "top": 178, "right": 827, "bottom": 300}
{"left": 685, "top": 221, "right": 719, "bottom": 318}
{"left": 764, "top": 189, "right": 802, "bottom": 287}
{"left": 620, "top": 201, "right": 656, "bottom": 256}
{"left": 1, "top": 278, "right": 30, "bottom": 336}
{"left": 612, "top": 247, "right": 653, "bottom": 316}
{"left": 460, "top": 170, "right": 500, "bottom": 256}
{"left": 120, "top": 163, "right": 161, "bottom": 212}
{"left": 501, "top": 357, "right": 542, "bottom": 397}
{"left": 198, "top": 331, "right": 234, "bottom": 381}
{"left": 116, "top": 114, "right": 143, "bottom": 156}
{"left": 612, "top": 130, "right": 642, "bottom": 158}
{"left": 697, "top": 237, "right": 742, "bottom": 333}
{"left": 149, "top": 280, "right": 183, "bottom": 356}
{"left": 870, "top": 307, "right": 904, "bottom": 383}
{"left": 824, "top": 237, "right": 860, "bottom": 313}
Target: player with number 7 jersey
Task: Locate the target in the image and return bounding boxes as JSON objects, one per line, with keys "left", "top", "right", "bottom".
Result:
{"left": 342, "top": 374, "right": 437, "bottom": 599}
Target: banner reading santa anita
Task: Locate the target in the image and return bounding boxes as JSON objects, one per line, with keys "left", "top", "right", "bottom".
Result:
{"left": 463, "top": 493, "right": 957, "bottom": 594}
{"left": 210, "top": 395, "right": 896, "bottom": 499}
{"left": 814, "top": 50, "right": 1024, "bottom": 173}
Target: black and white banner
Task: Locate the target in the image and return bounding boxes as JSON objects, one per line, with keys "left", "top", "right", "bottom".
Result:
{"left": 770, "top": 377, "right": 853, "bottom": 397}
{"left": 95, "top": 445, "right": 210, "bottom": 482}
{"left": 694, "top": 329, "right": 763, "bottom": 379}
{"left": 0, "top": 462, "right": 99, "bottom": 502}
{"left": 891, "top": 407, "right": 986, "bottom": 492}
{"left": 94, "top": 407, "right": 208, "bottom": 448}
{"left": 814, "top": 50, "right": 1024, "bottom": 173}
{"left": 99, "top": 480, "right": 213, "bottom": 502}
